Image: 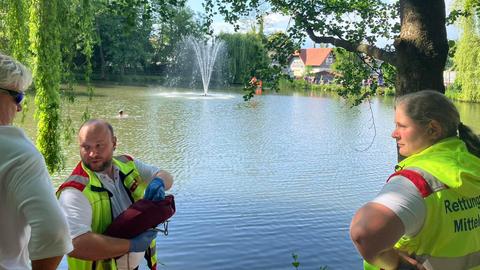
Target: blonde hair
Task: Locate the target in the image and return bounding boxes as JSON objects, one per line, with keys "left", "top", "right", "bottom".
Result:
{"left": 0, "top": 53, "right": 32, "bottom": 91}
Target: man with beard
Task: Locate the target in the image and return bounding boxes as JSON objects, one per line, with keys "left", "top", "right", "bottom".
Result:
{"left": 57, "top": 119, "right": 173, "bottom": 270}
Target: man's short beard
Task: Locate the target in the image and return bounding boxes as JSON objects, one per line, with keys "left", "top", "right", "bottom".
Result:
{"left": 83, "top": 159, "right": 112, "bottom": 173}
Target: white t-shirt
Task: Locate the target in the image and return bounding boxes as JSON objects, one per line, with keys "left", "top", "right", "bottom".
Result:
{"left": 0, "top": 126, "right": 73, "bottom": 270}
{"left": 372, "top": 175, "right": 427, "bottom": 237}
{"left": 58, "top": 159, "right": 160, "bottom": 239}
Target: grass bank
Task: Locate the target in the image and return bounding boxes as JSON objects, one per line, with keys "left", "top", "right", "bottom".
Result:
{"left": 278, "top": 78, "right": 395, "bottom": 96}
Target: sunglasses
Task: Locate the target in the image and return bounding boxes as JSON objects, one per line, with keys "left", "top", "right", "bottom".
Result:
{"left": 0, "top": 87, "right": 24, "bottom": 104}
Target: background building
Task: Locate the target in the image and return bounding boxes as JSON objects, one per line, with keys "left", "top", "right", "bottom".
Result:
{"left": 288, "top": 48, "right": 335, "bottom": 83}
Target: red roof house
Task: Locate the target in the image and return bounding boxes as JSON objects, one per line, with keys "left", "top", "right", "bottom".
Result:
{"left": 288, "top": 48, "right": 335, "bottom": 82}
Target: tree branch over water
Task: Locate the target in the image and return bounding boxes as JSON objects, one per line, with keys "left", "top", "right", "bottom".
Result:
{"left": 300, "top": 16, "right": 397, "bottom": 66}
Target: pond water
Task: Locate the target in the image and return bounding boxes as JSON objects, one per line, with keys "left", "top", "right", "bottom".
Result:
{"left": 15, "top": 85, "right": 480, "bottom": 269}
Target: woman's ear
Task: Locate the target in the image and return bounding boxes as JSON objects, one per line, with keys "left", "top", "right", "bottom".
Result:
{"left": 428, "top": 120, "right": 443, "bottom": 141}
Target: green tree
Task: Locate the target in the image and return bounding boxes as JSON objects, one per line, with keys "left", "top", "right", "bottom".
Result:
{"left": 445, "top": 40, "right": 457, "bottom": 70}
{"left": 1, "top": 0, "right": 187, "bottom": 172}
{"left": 219, "top": 31, "right": 270, "bottom": 84}
{"left": 93, "top": 7, "right": 153, "bottom": 76}
{"left": 241, "top": 30, "right": 302, "bottom": 100}
{"left": 3, "top": 0, "right": 30, "bottom": 63}
{"left": 266, "top": 32, "right": 300, "bottom": 67}
{"left": 332, "top": 48, "right": 372, "bottom": 105}
{"left": 303, "top": 65, "right": 313, "bottom": 77}
{"left": 29, "top": 0, "right": 63, "bottom": 173}
{"left": 203, "top": 0, "right": 451, "bottom": 97}
{"left": 151, "top": 7, "right": 203, "bottom": 72}
{"left": 91, "top": 1, "right": 189, "bottom": 77}
{"left": 453, "top": 0, "right": 480, "bottom": 102}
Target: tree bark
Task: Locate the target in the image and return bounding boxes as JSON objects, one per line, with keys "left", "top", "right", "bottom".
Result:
{"left": 394, "top": 0, "right": 448, "bottom": 95}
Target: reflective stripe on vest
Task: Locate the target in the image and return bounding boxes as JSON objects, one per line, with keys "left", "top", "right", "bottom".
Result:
{"left": 57, "top": 155, "right": 156, "bottom": 270}
{"left": 418, "top": 252, "right": 480, "bottom": 270}
{"left": 387, "top": 168, "right": 448, "bottom": 198}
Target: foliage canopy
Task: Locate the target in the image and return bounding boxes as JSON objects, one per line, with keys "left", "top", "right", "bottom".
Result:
{"left": 203, "top": 0, "right": 450, "bottom": 98}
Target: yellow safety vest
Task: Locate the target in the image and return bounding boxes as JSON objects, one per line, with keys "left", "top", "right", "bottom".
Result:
{"left": 364, "top": 137, "right": 480, "bottom": 270}
{"left": 57, "top": 155, "right": 158, "bottom": 270}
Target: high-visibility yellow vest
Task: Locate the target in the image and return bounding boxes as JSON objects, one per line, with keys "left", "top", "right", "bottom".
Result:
{"left": 57, "top": 155, "right": 157, "bottom": 270}
{"left": 364, "top": 137, "right": 480, "bottom": 270}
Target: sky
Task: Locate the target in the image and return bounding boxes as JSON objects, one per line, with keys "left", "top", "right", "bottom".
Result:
{"left": 187, "top": 0, "right": 460, "bottom": 47}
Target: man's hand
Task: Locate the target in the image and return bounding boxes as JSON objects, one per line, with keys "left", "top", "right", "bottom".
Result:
{"left": 129, "top": 230, "right": 158, "bottom": 252}
{"left": 144, "top": 177, "right": 165, "bottom": 201}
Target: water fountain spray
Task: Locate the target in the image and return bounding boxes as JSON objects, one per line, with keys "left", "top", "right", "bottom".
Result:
{"left": 187, "top": 36, "right": 225, "bottom": 96}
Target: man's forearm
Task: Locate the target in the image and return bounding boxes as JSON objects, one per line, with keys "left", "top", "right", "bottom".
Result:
{"left": 31, "top": 256, "right": 63, "bottom": 270}
{"left": 70, "top": 232, "right": 130, "bottom": 260}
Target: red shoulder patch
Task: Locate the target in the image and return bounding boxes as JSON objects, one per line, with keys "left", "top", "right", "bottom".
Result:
{"left": 388, "top": 170, "right": 432, "bottom": 198}
{"left": 123, "top": 154, "right": 134, "bottom": 161}
{"left": 71, "top": 162, "right": 88, "bottom": 177}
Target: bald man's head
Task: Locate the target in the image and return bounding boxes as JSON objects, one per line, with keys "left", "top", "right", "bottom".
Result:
{"left": 79, "top": 119, "right": 114, "bottom": 137}
{"left": 78, "top": 119, "right": 117, "bottom": 173}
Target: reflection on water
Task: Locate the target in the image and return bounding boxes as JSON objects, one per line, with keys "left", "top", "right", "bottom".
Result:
{"left": 155, "top": 91, "right": 235, "bottom": 100}
{"left": 14, "top": 86, "right": 480, "bottom": 269}
{"left": 456, "top": 101, "right": 480, "bottom": 133}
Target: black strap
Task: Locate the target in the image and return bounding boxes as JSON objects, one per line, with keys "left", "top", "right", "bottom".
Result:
{"left": 119, "top": 169, "right": 136, "bottom": 203}
{"left": 145, "top": 246, "right": 154, "bottom": 270}
{"left": 90, "top": 185, "right": 113, "bottom": 197}
{"left": 119, "top": 169, "right": 134, "bottom": 181}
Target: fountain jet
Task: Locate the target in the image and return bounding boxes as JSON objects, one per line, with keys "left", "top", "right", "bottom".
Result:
{"left": 187, "top": 37, "right": 224, "bottom": 96}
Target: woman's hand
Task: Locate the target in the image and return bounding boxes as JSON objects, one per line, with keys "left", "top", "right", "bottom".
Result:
{"left": 397, "top": 252, "right": 426, "bottom": 270}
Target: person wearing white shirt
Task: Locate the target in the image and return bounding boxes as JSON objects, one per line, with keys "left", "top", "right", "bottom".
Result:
{"left": 0, "top": 53, "right": 73, "bottom": 270}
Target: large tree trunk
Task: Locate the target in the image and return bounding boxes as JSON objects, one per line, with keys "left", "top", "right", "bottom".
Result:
{"left": 394, "top": 0, "right": 449, "bottom": 95}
